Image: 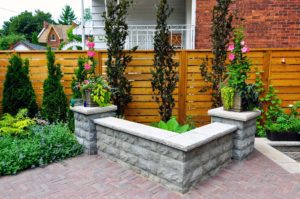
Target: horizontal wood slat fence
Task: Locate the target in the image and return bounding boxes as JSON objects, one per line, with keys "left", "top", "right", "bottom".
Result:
{"left": 0, "top": 49, "right": 299, "bottom": 126}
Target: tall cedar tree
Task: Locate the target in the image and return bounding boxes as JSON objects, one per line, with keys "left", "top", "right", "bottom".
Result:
{"left": 151, "top": 0, "right": 179, "bottom": 122}
{"left": 42, "top": 47, "right": 68, "bottom": 123}
{"left": 71, "top": 57, "right": 85, "bottom": 98}
{"left": 59, "top": 5, "right": 77, "bottom": 25}
{"left": 103, "top": 0, "right": 137, "bottom": 116}
{"left": 2, "top": 54, "right": 38, "bottom": 117}
{"left": 200, "top": 0, "right": 234, "bottom": 107}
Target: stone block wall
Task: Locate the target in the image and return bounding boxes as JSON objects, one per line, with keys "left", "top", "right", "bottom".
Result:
{"left": 71, "top": 106, "right": 117, "bottom": 155}
{"left": 95, "top": 117, "right": 236, "bottom": 193}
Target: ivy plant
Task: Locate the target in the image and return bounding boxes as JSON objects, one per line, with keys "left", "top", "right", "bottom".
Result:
{"left": 103, "top": 0, "right": 137, "bottom": 116}
{"left": 151, "top": 0, "right": 179, "bottom": 122}
{"left": 200, "top": 0, "right": 234, "bottom": 108}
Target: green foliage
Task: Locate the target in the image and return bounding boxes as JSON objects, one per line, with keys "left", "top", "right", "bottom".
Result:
{"left": 200, "top": 0, "right": 234, "bottom": 108}
{"left": 84, "top": 8, "right": 92, "bottom": 21}
{"left": 240, "top": 84, "right": 260, "bottom": 111}
{"left": 67, "top": 27, "right": 81, "bottom": 42}
{"left": 151, "top": 0, "right": 179, "bottom": 122}
{"left": 0, "top": 124, "right": 83, "bottom": 175}
{"left": 2, "top": 54, "right": 38, "bottom": 117}
{"left": 103, "top": 0, "right": 137, "bottom": 116}
{"left": 0, "top": 109, "right": 36, "bottom": 136}
{"left": 221, "top": 86, "right": 235, "bottom": 110}
{"left": 0, "top": 34, "right": 25, "bottom": 50}
{"left": 266, "top": 116, "right": 300, "bottom": 134}
{"left": 153, "top": 117, "right": 191, "bottom": 134}
{"left": 71, "top": 57, "right": 86, "bottom": 98}
{"left": 2, "top": 10, "right": 55, "bottom": 42}
{"left": 42, "top": 47, "right": 68, "bottom": 123}
{"left": 58, "top": 5, "right": 77, "bottom": 25}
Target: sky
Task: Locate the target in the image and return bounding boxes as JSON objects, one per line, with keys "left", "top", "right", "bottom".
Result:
{"left": 0, "top": 0, "right": 92, "bottom": 28}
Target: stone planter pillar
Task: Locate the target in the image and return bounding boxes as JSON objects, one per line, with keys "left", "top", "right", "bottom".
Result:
{"left": 70, "top": 105, "right": 117, "bottom": 155}
{"left": 208, "top": 107, "right": 261, "bottom": 160}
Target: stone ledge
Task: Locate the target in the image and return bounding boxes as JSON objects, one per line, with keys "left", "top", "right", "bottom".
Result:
{"left": 208, "top": 107, "right": 261, "bottom": 122}
{"left": 70, "top": 105, "right": 117, "bottom": 115}
{"left": 94, "top": 117, "right": 237, "bottom": 152}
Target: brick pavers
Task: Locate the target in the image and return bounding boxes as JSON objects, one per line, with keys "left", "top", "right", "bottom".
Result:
{"left": 1, "top": 150, "right": 300, "bottom": 199}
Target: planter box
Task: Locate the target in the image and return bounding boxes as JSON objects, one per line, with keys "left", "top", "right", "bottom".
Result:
{"left": 84, "top": 90, "right": 98, "bottom": 107}
{"left": 267, "top": 131, "right": 300, "bottom": 141}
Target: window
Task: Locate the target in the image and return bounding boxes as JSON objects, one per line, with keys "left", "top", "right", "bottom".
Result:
{"left": 50, "top": 34, "right": 56, "bottom": 41}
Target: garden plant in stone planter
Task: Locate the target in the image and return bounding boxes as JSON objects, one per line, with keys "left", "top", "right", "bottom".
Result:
{"left": 221, "top": 27, "right": 260, "bottom": 112}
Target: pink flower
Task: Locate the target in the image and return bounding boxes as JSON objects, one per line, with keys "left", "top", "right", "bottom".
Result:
{"left": 87, "top": 42, "right": 95, "bottom": 49}
{"left": 229, "top": 53, "right": 235, "bottom": 61}
{"left": 87, "top": 51, "right": 96, "bottom": 58}
{"left": 242, "top": 46, "right": 249, "bottom": 53}
{"left": 84, "top": 63, "right": 91, "bottom": 70}
{"left": 228, "top": 44, "right": 235, "bottom": 51}
{"left": 84, "top": 80, "right": 89, "bottom": 84}
{"left": 241, "top": 40, "right": 245, "bottom": 46}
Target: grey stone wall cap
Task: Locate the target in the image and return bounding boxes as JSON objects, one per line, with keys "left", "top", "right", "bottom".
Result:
{"left": 70, "top": 105, "right": 117, "bottom": 115}
{"left": 94, "top": 117, "right": 237, "bottom": 151}
{"left": 267, "top": 140, "right": 300, "bottom": 147}
{"left": 208, "top": 107, "right": 261, "bottom": 122}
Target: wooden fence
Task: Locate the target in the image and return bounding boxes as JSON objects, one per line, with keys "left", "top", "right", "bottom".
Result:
{"left": 0, "top": 49, "right": 300, "bottom": 126}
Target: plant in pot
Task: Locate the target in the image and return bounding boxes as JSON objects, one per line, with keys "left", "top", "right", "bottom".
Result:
{"left": 221, "top": 27, "right": 260, "bottom": 112}
{"left": 266, "top": 102, "right": 300, "bottom": 141}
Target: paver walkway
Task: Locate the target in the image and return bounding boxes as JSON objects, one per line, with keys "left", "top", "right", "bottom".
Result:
{"left": 1, "top": 150, "right": 300, "bottom": 199}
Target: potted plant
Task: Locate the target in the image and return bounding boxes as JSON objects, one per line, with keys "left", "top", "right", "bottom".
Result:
{"left": 221, "top": 27, "right": 260, "bottom": 112}
{"left": 266, "top": 102, "right": 300, "bottom": 141}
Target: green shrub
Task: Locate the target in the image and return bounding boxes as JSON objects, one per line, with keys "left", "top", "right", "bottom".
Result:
{"left": 0, "top": 124, "right": 83, "bottom": 175}
{"left": 2, "top": 54, "right": 38, "bottom": 117}
{"left": 152, "top": 117, "right": 193, "bottom": 134}
{"left": 71, "top": 57, "right": 86, "bottom": 99}
{"left": 0, "top": 34, "right": 25, "bottom": 50}
{"left": 42, "top": 47, "right": 68, "bottom": 123}
{"left": 0, "top": 109, "right": 36, "bottom": 136}
{"left": 266, "top": 117, "right": 300, "bottom": 134}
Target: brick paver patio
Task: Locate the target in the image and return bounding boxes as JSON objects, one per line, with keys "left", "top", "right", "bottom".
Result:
{"left": 1, "top": 150, "right": 300, "bottom": 199}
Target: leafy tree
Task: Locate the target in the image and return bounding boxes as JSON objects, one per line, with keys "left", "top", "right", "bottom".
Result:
{"left": 42, "top": 47, "right": 68, "bottom": 123}
{"left": 84, "top": 8, "right": 92, "bottom": 21}
{"left": 58, "top": 5, "right": 77, "bottom": 25}
{"left": 103, "top": 0, "right": 137, "bottom": 116}
{"left": 71, "top": 57, "right": 86, "bottom": 98}
{"left": 200, "top": 0, "right": 234, "bottom": 108}
{"left": 151, "top": 0, "right": 179, "bottom": 122}
{"left": 2, "top": 10, "right": 55, "bottom": 42}
{"left": 0, "top": 34, "right": 25, "bottom": 50}
{"left": 2, "top": 54, "right": 38, "bottom": 117}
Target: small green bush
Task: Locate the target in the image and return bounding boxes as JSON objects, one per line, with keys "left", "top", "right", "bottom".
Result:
{"left": 152, "top": 117, "right": 193, "bottom": 134}
{"left": 42, "top": 47, "right": 68, "bottom": 123}
{"left": 0, "top": 109, "right": 36, "bottom": 136}
{"left": 0, "top": 124, "right": 83, "bottom": 175}
{"left": 2, "top": 54, "right": 38, "bottom": 117}
{"left": 266, "top": 117, "right": 300, "bottom": 134}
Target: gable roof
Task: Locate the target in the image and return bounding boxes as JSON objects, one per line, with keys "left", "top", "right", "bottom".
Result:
{"left": 38, "top": 24, "right": 72, "bottom": 43}
{"left": 10, "top": 41, "right": 47, "bottom": 50}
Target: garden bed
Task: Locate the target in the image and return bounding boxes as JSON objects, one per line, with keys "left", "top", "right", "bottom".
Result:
{"left": 94, "top": 117, "right": 237, "bottom": 193}
{"left": 269, "top": 141, "right": 300, "bottom": 162}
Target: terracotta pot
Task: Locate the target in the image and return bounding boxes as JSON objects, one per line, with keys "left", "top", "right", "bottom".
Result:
{"left": 84, "top": 89, "right": 98, "bottom": 107}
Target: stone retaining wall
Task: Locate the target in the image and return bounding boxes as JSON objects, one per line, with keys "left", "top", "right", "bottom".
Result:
{"left": 94, "top": 117, "right": 237, "bottom": 193}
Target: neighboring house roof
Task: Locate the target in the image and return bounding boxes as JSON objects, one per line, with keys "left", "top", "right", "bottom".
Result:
{"left": 38, "top": 24, "right": 72, "bottom": 43}
{"left": 10, "top": 41, "right": 47, "bottom": 50}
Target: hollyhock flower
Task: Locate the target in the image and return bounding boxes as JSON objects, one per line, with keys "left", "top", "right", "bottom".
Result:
{"left": 228, "top": 44, "right": 235, "bottom": 51}
{"left": 241, "top": 40, "right": 245, "bottom": 46}
{"left": 87, "top": 41, "right": 95, "bottom": 49}
{"left": 87, "top": 51, "right": 96, "bottom": 57}
{"left": 229, "top": 53, "right": 235, "bottom": 61}
{"left": 84, "top": 63, "right": 91, "bottom": 70}
{"left": 84, "top": 80, "right": 89, "bottom": 84}
{"left": 242, "top": 46, "right": 249, "bottom": 53}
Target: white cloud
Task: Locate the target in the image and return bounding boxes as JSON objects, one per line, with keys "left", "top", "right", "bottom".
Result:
{"left": 0, "top": 0, "right": 92, "bottom": 28}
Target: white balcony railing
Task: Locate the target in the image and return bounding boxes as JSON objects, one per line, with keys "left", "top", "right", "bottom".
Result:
{"left": 82, "top": 24, "right": 195, "bottom": 50}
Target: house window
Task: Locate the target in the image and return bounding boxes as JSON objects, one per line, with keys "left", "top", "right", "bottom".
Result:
{"left": 50, "top": 34, "right": 56, "bottom": 41}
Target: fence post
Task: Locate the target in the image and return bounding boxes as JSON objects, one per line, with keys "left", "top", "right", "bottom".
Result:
{"left": 262, "top": 50, "right": 272, "bottom": 94}
{"left": 95, "top": 51, "right": 103, "bottom": 76}
{"left": 178, "top": 51, "right": 188, "bottom": 124}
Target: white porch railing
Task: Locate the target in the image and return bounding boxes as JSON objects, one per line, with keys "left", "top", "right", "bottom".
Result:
{"left": 83, "top": 24, "right": 195, "bottom": 50}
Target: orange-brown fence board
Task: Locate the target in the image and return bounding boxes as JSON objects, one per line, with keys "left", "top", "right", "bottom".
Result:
{"left": 0, "top": 49, "right": 300, "bottom": 126}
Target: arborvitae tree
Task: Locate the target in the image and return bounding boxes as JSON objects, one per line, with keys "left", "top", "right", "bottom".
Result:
{"left": 2, "top": 54, "right": 38, "bottom": 117}
{"left": 71, "top": 57, "right": 85, "bottom": 98}
{"left": 103, "top": 0, "right": 137, "bottom": 116}
{"left": 42, "top": 47, "right": 68, "bottom": 123}
{"left": 200, "top": 0, "right": 234, "bottom": 107}
{"left": 58, "top": 5, "right": 77, "bottom": 25}
{"left": 151, "top": 0, "right": 179, "bottom": 122}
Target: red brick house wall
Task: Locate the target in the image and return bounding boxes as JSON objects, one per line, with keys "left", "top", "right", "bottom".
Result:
{"left": 47, "top": 28, "right": 61, "bottom": 48}
{"left": 196, "top": 0, "right": 300, "bottom": 49}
